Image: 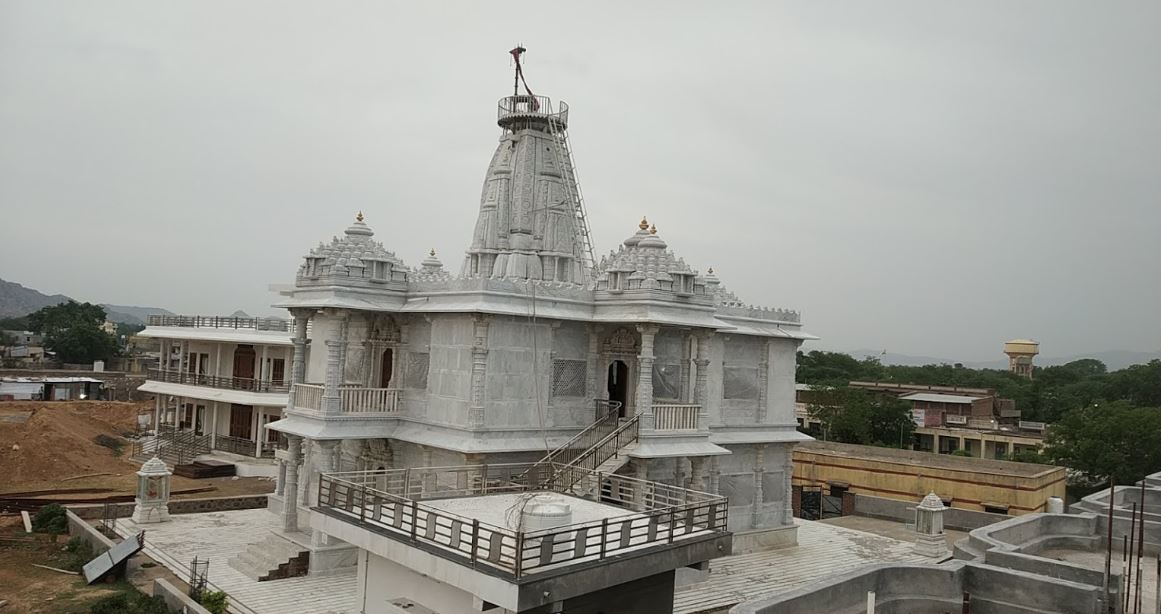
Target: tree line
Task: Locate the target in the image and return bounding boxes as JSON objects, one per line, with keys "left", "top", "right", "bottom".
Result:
{"left": 797, "top": 350, "right": 1161, "bottom": 486}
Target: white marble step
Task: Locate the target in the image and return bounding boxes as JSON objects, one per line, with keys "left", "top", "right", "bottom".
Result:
{"left": 227, "top": 534, "right": 307, "bottom": 581}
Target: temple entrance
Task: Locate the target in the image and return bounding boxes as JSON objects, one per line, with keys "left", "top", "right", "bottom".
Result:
{"left": 380, "top": 349, "right": 394, "bottom": 388}
{"left": 607, "top": 360, "right": 629, "bottom": 418}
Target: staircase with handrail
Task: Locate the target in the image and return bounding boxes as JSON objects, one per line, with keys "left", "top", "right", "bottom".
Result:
{"left": 132, "top": 425, "right": 211, "bottom": 466}
{"left": 521, "top": 399, "right": 640, "bottom": 491}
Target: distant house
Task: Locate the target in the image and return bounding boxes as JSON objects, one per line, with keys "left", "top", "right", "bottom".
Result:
{"left": 2, "top": 330, "right": 43, "bottom": 346}
{"left": 0, "top": 376, "right": 104, "bottom": 401}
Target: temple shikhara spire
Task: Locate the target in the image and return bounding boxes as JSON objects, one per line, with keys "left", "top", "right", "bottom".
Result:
{"left": 463, "top": 46, "right": 596, "bottom": 283}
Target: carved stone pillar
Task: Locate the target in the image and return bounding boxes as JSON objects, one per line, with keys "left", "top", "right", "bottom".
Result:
{"left": 322, "top": 340, "right": 342, "bottom": 415}
{"left": 283, "top": 435, "right": 303, "bottom": 532}
{"left": 468, "top": 316, "right": 489, "bottom": 428}
{"left": 585, "top": 325, "right": 600, "bottom": 401}
{"left": 756, "top": 339, "right": 770, "bottom": 423}
{"left": 694, "top": 331, "right": 712, "bottom": 433}
{"left": 275, "top": 459, "right": 287, "bottom": 496}
{"left": 690, "top": 457, "right": 707, "bottom": 493}
{"left": 420, "top": 446, "right": 436, "bottom": 494}
{"left": 709, "top": 456, "right": 721, "bottom": 495}
{"left": 287, "top": 309, "right": 312, "bottom": 413}
{"left": 299, "top": 439, "right": 313, "bottom": 503}
{"left": 337, "top": 315, "right": 350, "bottom": 384}
{"left": 636, "top": 324, "right": 659, "bottom": 429}
{"left": 752, "top": 444, "right": 766, "bottom": 529}
{"left": 783, "top": 449, "right": 795, "bottom": 526}
{"left": 633, "top": 459, "right": 649, "bottom": 508}
{"left": 312, "top": 439, "right": 340, "bottom": 546}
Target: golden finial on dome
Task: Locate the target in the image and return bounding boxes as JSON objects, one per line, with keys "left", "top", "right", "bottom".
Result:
{"left": 356, "top": 211, "right": 364, "bottom": 222}
{"left": 649, "top": 224, "right": 657, "bottom": 235}
{"left": 639, "top": 216, "right": 649, "bottom": 230}
{"left": 429, "top": 248, "right": 436, "bottom": 257}
{"left": 708, "top": 267, "right": 714, "bottom": 275}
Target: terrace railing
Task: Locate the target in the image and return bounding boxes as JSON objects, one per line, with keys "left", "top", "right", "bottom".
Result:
{"left": 147, "top": 369, "right": 289, "bottom": 394}
{"left": 316, "top": 462, "right": 728, "bottom": 580}
{"left": 652, "top": 404, "right": 700, "bottom": 431}
{"left": 214, "top": 434, "right": 259, "bottom": 457}
{"left": 147, "top": 314, "right": 294, "bottom": 332}
{"left": 292, "top": 383, "right": 400, "bottom": 414}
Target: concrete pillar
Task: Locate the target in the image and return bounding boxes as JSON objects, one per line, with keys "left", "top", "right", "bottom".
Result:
{"left": 254, "top": 410, "right": 263, "bottom": 457}
{"left": 210, "top": 402, "right": 218, "bottom": 449}
{"left": 636, "top": 324, "right": 659, "bottom": 429}
{"left": 283, "top": 435, "right": 303, "bottom": 532}
{"left": 468, "top": 316, "right": 489, "bottom": 428}
{"left": 322, "top": 340, "right": 342, "bottom": 414}
{"left": 153, "top": 395, "right": 161, "bottom": 431}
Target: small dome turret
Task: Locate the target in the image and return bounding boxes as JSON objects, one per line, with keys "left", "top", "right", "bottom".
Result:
{"left": 296, "top": 213, "right": 408, "bottom": 288}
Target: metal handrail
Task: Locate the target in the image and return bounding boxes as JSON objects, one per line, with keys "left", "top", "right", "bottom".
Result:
{"left": 316, "top": 462, "right": 727, "bottom": 580}
{"left": 529, "top": 399, "right": 621, "bottom": 468}
{"left": 147, "top": 369, "right": 289, "bottom": 394}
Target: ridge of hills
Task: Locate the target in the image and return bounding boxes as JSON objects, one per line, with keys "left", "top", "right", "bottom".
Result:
{"left": 0, "top": 277, "right": 173, "bottom": 325}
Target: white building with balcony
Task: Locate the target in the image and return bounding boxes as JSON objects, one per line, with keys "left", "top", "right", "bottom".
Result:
{"left": 136, "top": 315, "right": 294, "bottom": 461}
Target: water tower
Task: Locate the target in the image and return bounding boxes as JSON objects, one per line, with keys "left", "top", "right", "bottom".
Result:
{"left": 1003, "top": 339, "right": 1039, "bottom": 379}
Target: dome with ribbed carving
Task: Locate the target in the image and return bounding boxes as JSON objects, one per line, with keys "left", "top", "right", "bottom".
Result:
{"left": 594, "top": 220, "right": 708, "bottom": 299}
{"left": 296, "top": 214, "right": 409, "bottom": 289}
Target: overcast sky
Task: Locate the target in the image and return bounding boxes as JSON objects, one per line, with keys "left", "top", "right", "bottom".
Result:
{"left": 1, "top": 1, "right": 1158, "bottom": 362}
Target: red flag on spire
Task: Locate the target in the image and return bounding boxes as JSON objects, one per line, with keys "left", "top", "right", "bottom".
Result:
{"left": 509, "top": 45, "right": 539, "bottom": 111}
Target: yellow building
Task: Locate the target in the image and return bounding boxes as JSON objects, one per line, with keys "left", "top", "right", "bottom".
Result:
{"left": 792, "top": 440, "right": 1065, "bottom": 515}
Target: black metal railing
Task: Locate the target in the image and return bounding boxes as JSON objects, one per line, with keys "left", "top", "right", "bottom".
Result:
{"left": 147, "top": 369, "right": 289, "bottom": 394}
{"left": 316, "top": 462, "right": 728, "bottom": 580}
{"left": 132, "top": 424, "right": 210, "bottom": 465}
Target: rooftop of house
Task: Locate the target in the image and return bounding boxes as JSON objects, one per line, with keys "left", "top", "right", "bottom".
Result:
{"left": 899, "top": 392, "right": 985, "bottom": 404}
{"left": 795, "top": 440, "right": 1062, "bottom": 478}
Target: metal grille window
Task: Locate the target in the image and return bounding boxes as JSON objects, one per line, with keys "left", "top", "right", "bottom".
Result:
{"left": 406, "top": 353, "right": 430, "bottom": 390}
{"left": 551, "top": 359, "right": 587, "bottom": 397}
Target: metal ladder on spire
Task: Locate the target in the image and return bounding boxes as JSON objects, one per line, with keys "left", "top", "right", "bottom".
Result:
{"left": 548, "top": 117, "right": 597, "bottom": 283}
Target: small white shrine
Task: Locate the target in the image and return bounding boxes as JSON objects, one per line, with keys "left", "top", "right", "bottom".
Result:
{"left": 913, "top": 491, "right": 949, "bottom": 558}
{"left": 131, "top": 456, "right": 172, "bottom": 524}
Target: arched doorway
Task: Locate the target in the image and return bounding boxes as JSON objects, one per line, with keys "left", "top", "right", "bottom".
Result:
{"left": 380, "top": 349, "right": 394, "bottom": 388}
{"left": 607, "top": 360, "right": 629, "bottom": 418}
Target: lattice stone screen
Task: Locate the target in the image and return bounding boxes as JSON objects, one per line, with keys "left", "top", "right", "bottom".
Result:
{"left": 406, "top": 353, "right": 430, "bottom": 390}
{"left": 551, "top": 359, "right": 586, "bottom": 397}
{"left": 723, "top": 365, "right": 761, "bottom": 400}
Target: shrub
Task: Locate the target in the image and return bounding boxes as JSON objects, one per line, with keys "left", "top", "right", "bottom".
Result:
{"left": 58, "top": 536, "right": 95, "bottom": 571}
{"left": 32, "top": 503, "right": 68, "bottom": 534}
{"left": 198, "top": 590, "right": 229, "bottom": 614}
{"left": 94, "top": 433, "right": 124, "bottom": 456}
{"left": 90, "top": 591, "right": 177, "bottom": 614}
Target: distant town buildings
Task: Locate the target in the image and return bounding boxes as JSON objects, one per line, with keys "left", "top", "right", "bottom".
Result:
{"left": 1003, "top": 338, "right": 1039, "bottom": 379}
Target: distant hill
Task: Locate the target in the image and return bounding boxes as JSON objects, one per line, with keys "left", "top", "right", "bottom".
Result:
{"left": 0, "top": 278, "right": 70, "bottom": 318}
{"left": 848, "top": 348, "right": 1160, "bottom": 372}
{"left": 100, "top": 304, "right": 175, "bottom": 326}
{"left": 0, "top": 277, "right": 173, "bottom": 325}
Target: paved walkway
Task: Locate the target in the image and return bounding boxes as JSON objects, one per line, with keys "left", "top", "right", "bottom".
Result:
{"left": 117, "top": 509, "right": 357, "bottom": 614}
{"left": 673, "top": 520, "right": 933, "bottom": 614}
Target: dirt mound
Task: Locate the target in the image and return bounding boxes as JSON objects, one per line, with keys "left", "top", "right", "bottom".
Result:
{"left": 0, "top": 401, "right": 147, "bottom": 492}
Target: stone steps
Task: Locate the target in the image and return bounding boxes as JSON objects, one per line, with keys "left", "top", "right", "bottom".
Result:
{"left": 227, "top": 534, "right": 310, "bottom": 582}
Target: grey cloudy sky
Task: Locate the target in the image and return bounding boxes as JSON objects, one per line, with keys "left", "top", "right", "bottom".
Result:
{"left": 2, "top": 1, "right": 1158, "bottom": 362}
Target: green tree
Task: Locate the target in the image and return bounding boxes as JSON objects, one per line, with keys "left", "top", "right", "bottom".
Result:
{"left": 27, "top": 301, "right": 118, "bottom": 363}
{"left": 807, "top": 388, "right": 915, "bottom": 448}
{"left": 1041, "top": 400, "right": 1161, "bottom": 486}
